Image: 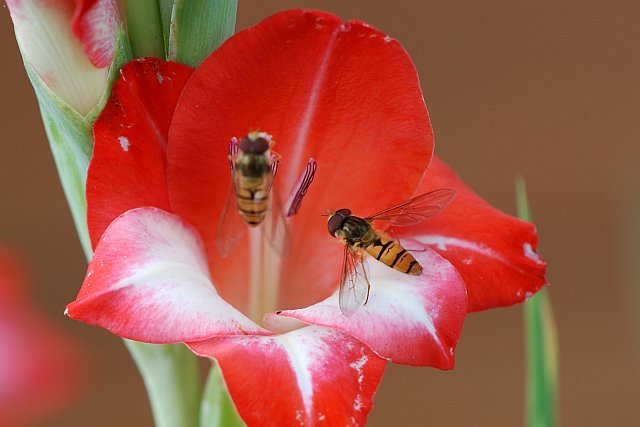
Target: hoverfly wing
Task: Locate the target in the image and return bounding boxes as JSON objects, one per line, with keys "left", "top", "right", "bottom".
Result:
{"left": 338, "top": 246, "right": 371, "bottom": 317}
{"left": 366, "top": 189, "right": 456, "bottom": 227}
{"left": 261, "top": 181, "right": 292, "bottom": 258}
{"left": 215, "top": 180, "right": 247, "bottom": 257}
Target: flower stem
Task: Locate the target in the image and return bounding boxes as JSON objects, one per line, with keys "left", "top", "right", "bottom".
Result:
{"left": 516, "top": 177, "right": 559, "bottom": 427}
{"left": 200, "top": 361, "right": 244, "bottom": 427}
{"left": 125, "top": 340, "right": 202, "bottom": 427}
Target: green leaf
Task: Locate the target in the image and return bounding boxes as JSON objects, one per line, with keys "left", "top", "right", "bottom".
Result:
{"left": 200, "top": 361, "right": 245, "bottom": 427}
{"left": 516, "top": 177, "right": 559, "bottom": 427}
{"left": 169, "top": 0, "right": 238, "bottom": 67}
{"left": 125, "top": 0, "right": 166, "bottom": 58}
{"left": 126, "top": 341, "right": 202, "bottom": 427}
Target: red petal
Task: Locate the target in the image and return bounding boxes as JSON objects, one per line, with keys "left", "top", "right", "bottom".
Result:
{"left": 167, "top": 9, "right": 432, "bottom": 308}
{"left": 189, "top": 326, "right": 386, "bottom": 427}
{"left": 72, "top": 0, "right": 119, "bottom": 68}
{"left": 404, "top": 157, "right": 547, "bottom": 311}
{"left": 87, "top": 58, "right": 193, "bottom": 247}
{"left": 272, "top": 245, "right": 467, "bottom": 368}
{"left": 67, "top": 208, "right": 266, "bottom": 342}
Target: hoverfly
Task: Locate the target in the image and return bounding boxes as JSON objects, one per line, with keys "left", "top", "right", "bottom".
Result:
{"left": 216, "top": 131, "right": 317, "bottom": 258}
{"left": 216, "top": 131, "right": 289, "bottom": 257}
{"left": 327, "top": 189, "right": 457, "bottom": 316}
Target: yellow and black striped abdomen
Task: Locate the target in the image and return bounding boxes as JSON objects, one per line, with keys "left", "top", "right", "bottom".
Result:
{"left": 364, "top": 235, "right": 423, "bottom": 275}
{"left": 234, "top": 175, "right": 269, "bottom": 226}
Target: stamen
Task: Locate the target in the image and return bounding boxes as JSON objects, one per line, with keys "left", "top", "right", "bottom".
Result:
{"left": 286, "top": 158, "right": 317, "bottom": 217}
{"left": 270, "top": 152, "right": 280, "bottom": 178}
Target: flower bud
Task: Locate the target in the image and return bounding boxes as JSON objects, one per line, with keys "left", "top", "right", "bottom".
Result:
{"left": 6, "top": 0, "right": 119, "bottom": 115}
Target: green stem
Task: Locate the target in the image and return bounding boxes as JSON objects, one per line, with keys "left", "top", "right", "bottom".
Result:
{"left": 200, "top": 362, "right": 244, "bottom": 427}
{"left": 126, "top": 341, "right": 202, "bottom": 427}
{"left": 125, "top": 0, "right": 166, "bottom": 58}
{"left": 516, "top": 177, "right": 559, "bottom": 427}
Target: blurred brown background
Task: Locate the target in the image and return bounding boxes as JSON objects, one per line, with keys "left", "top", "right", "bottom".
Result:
{"left": 1, "top": 1, "right": 639, "bottom": 426}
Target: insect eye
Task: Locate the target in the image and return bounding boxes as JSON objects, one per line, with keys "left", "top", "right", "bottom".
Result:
{"left": 327, "top": 214, "right": 346, "bottom": 236}
{"left": 239, "top": 135, "right": 269, "bottom": 154}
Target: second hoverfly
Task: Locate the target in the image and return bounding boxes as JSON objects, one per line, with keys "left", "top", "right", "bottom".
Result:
{"left": 327, "top": 189, "right": 457, "bottom": 317}
{"left": 216, "top": 132, "right": 291, "bottom": 257}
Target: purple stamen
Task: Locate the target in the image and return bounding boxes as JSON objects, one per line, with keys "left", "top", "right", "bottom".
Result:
{"left": 286, "top": 158, "right": 317, "bottom": 217}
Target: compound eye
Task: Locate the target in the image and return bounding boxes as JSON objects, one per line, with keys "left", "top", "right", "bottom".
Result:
{"left": 327, "top": 209, "right": 351, "bottom": 236}
{"left": 239, "top": 136, "right": 269, "bottom": 154}
{"left": 327, "top": 214, "right": 346, "bottom": 236}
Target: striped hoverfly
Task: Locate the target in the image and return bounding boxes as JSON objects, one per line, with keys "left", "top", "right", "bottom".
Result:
{"left": 216, "top": 131, "right": 317, "bottom": 258}
{"left": 327, "top": 189, "right": 456, "bottom": 316}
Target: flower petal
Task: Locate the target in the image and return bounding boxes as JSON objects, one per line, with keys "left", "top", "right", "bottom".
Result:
{"left": 87, "top": 58, "right": 194, "bottom": 247}
{"left": 6, "top": 0, "right": 114, "bottom": 114}
{"left": 167, "top": 9, "right": 433, "bottom": 308}
{"left": 404, "top": 157, "right": 547, "bottom": 312}
{"left": 72, "top": 0, "right": 119, "bottom": 68}
{"left": 66, "top": 207, "right": 265, "bottom": 342}
{"left": 273, "top": 244, "right": 467, "bottom": 368}
{"left": 189, "top": 326, "right": 386, "bottom": 427}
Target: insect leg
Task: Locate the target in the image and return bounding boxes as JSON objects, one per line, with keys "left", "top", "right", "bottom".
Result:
{"left": 228, "top": 137, "right": 239, "bottom": 177}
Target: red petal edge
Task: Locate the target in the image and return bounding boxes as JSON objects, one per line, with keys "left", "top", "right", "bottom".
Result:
{"left": 87, "top": 58, "right": 194, "bottom": 247}
{"left": 404, "top": 157, "right": 547, "bottom": 311}
{"left": 68, "top": 207, "right": 266, "bottom": 342}
{"left": 270, "top": 244, "right": 467, "bottom": 368}
{"left": 189, "top": 326, "right": 387, "bottom": 427}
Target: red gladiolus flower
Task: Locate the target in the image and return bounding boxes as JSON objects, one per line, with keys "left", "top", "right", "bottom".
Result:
{"left": 0, "top": 248, "right": 83, "bottom": 426}
{"left": 66, "top": 10, "right": 546, "bottom": 425}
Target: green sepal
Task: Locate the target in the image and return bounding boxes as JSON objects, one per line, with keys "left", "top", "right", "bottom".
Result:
{"left": 169, "top": 0, "right": 238, "bottom": 67}
{"left": 200, "top": 361, "right": 245, "bottom": 427}
{"left": 516, "top": 177, "right": 559, "bottom": 427}
{"left": 86, "top": 26, "right": 133, "bottom": 123}
{"left": 25, "top": 64, "right": 93, "bottom": 258}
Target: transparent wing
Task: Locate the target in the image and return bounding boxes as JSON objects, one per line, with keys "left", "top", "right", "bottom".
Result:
{"left": 215, "top": 180, "right": 247, "bottom": 258}
{"left": 262, "top": 184, "right": 292, "bottom": 258}
{"left": 366, "top": 188, "right": 457, "bottom": 227}
{"left": 338, "top": 246, "right": 371, "bottom": 317}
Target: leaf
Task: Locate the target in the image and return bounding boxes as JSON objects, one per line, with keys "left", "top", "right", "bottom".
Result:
{"left": 516, "top": 177, "right": 559, "bottom": 427}
{"left": 169, "top": 0, "right": 238, "bottom": 66}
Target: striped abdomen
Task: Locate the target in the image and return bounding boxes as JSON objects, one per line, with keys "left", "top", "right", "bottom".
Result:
{"left": 364, "top": 235, "right": 422, "bottom": 275}
{"left": 234, "top": 175, "right": 269, "bottom": 226}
